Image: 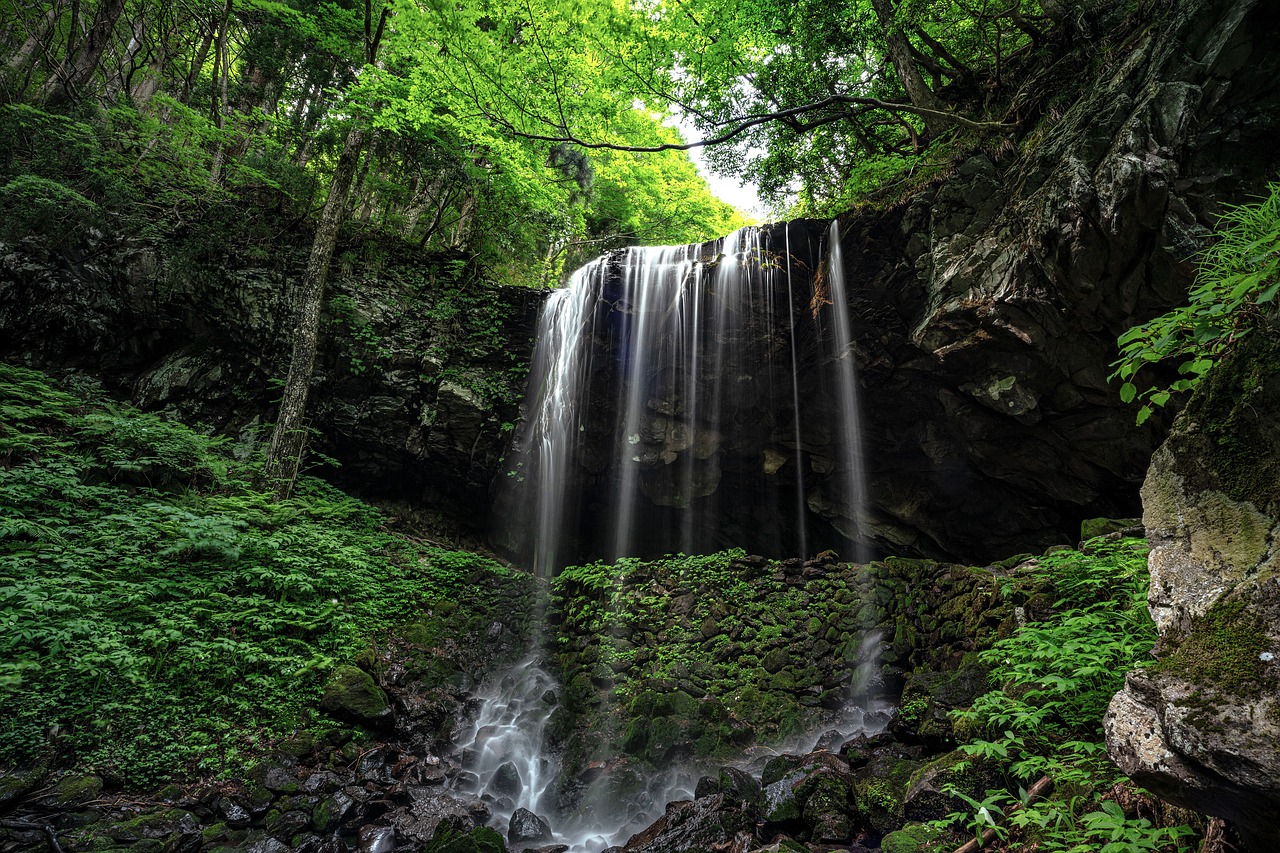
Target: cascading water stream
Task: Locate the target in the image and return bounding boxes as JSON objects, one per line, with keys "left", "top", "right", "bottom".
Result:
{"left": 457, "top": 222, "right": 879, "bottom": 852}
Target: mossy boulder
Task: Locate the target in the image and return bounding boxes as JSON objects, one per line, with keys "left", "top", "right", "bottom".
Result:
{"left": 1106, "top": 331, "right": 1280, "bottom": 852}
{"left": 902, "top": 750, "right": 1006, "bottom": 823}
{"left": 320, "top": 665, "right": 393, "bottom": 728}
{"left": 38, "top": 773, "right": 103, "bottom": 808}
{"left": 880, "top": 822, "right": 945, "bottom": 853}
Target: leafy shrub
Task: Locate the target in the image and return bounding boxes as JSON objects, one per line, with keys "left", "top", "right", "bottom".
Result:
{"left": 0, "top": 363, "right": 525, "bottom": 785}
{"left": 934, "top": 539, "right": 1197, "bottom": 851}
{"left": 1113, "top": 182, "right": 1280, "bottom": 423}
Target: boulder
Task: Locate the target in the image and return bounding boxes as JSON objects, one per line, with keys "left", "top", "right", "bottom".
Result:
{"left": 320, "top": 665, "right": 393, "bottom": 729}
{"left": 1105, "top": 332, "right": 1280, "bottom": 851}
{"left": 508, "top": 808, "right": 553, "bottom": 847}
{"left": 621, "top": 795, "right": 755, "bottom": 853}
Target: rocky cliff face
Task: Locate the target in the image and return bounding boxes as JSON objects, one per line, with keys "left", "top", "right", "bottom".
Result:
{"left": 0, "top": 237, "right": 541, "bottom": 532}
{"left": 1105, "top": 330, "right": 1280, "bottom": 852}
{"left": 835, "top": 0, "right": 1280, "bottom": 560}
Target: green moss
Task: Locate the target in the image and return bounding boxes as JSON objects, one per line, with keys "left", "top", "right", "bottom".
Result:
{"left": 880, "top": 822, "right": 943, "bottom": 853}
{"left": 1155, "top": 598, "right": 1270, "bottom": 693}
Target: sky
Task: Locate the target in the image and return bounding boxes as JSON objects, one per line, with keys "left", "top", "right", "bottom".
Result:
{"left": 671, "top": 114, "right": 771, "bottom": 222}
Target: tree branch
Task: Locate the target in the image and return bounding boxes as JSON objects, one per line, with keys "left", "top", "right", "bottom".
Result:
{"left": 471, "top": 93, "right": 1011, "bottom": 153}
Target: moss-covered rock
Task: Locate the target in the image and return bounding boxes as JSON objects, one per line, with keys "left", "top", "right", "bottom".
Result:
{"left": 1106, "top": 331, "right": 1280, "bottom": 852}
{"left": 320, "top": 665, "right": 393, "bottom": 728}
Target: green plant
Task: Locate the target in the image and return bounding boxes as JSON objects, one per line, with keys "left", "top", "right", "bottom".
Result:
{"left": 934, "top": 539, "right": 1198, "bottom": 851}
{"left": 0, "top": 362, "right": 531, "bottom": 785}
{"left": 1112, "top": 181, "right": 1280, "bottom": 424}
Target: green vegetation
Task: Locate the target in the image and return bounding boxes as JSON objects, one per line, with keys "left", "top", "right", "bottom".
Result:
{"left": 0, "top": 362, "right": 530, "bottom": 785}
{"left": 934, "top": 538, "right": 1198, "bottom": 851}
{"left": 1113, "top": 181, "right": 1280, "bottom": 424}
{"left": 1154, "top": 599, "right": 1269, "bottom": 694}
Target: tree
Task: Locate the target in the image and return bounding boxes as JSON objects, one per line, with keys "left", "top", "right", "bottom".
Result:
{"left": 261, "top": 0, "right": 387, "bottom": 499}
{"left": 398, "top": 0, "right": 1042, "bottom": 211}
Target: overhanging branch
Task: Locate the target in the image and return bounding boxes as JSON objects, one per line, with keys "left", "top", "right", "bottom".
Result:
{"left": 474, "top": 93, "right": 1013, "bottom": 153}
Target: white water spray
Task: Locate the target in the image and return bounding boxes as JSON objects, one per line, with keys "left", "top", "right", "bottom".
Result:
{"left": 461, "top": 222, "right": 877, "bottom": 851}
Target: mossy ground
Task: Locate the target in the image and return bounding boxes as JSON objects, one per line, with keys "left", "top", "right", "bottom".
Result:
{"left": 0, "top": 362, "right": 533, "bottom": 786}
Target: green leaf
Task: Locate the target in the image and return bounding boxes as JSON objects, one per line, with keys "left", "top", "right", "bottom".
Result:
{"left": 1119, "top": 382, "right": 1137, "bottom": 404}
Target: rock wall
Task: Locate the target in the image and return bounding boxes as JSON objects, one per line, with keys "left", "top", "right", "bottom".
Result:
{"left": 836, "top": 0, "right": 1280, "bottom": 560}
{"left": 545, "top": 549, "right": 1053, "bottom": 820}
{"left": 1105, "top": 330, "right": 1280, "bottom": 851}
{"left": 0, "top": 235, "right": 541, "bottom": 532}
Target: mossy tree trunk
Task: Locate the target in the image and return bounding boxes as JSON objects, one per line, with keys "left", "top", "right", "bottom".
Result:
{"left": 869, "top": 0, "right": 952, "bottom": 137}
{"left": 262, "top": 0, "right": 387, "bottom": 500}
{"left": 263, "top": 123, "right": 366, "bottom": 499}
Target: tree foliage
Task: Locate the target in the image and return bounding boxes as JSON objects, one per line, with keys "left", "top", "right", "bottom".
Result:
{"left": 0, "top": 0, "right": 745, "bottom": 285}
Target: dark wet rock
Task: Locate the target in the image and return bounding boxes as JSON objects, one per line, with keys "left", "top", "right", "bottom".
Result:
{"left": 902, "top": 750, "right": 1006, "bottom": 823}
{"left": 0, "top": 765, "right": 47, "bottom": 808}
{"left": 302, "top": 771, "right": 345, "bottom": 795}
{"left": 396, "top": 789, "right": 473, "bottom": 844}
{"left": 692, "top": 767, "right": 762, "bottom": 807}
{"left": 102, "top": 808, "right": 201, "bottom": 843}
{"left": 249, "top": 760, "right": 298, "bottom": 794}
{"left": 248, "top": 837, "right": 292, "bottom": 853}
{"left": 621, "top": 795, "right": 755, "bottom": 853}
{"left": 265, "top": 808, "right": 312, "bottom": 837}
{"left": 760, "top": 752, "right": 858, "bottom": 841}
{"left": 813, "top": 730, "right": 845, "bottom": 753}
{"left": 358, "top": 824, "right": 396, "bottom": 853}
{"left": 508, "top": 807, "right": 553, "bottom": 846}
{"left": 218, "top": 798, "right": 253, "bottom": 827}
{"left": 321, "top": 665, "right": 393, "bottom": 729}
{"left": 492, "top": 761, "right": 523, "bottom": 797}
{"left": 313, "top": 790, "right": 354, "bottom": 833}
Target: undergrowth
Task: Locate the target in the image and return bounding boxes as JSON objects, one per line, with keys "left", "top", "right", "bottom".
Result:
{"left": 0, "top": 362, "right": 522, "bottom": 785}
{"left": 933, "top": 538, "right": 1198, "bottom": 851}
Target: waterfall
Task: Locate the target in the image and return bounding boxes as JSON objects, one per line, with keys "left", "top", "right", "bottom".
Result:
{"left": 496, "top": 221, "right": 870, "bottom": 571}
{"left": 459, "top": 220, "right": 875, "bottom": 851}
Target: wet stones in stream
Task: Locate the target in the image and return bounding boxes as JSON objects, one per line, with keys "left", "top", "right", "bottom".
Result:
{"left": 507, "top": 807, "right": 554, "bottom": 848}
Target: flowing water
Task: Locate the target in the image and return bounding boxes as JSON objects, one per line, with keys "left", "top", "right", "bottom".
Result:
{"left": 457, "top": 221, "right": 881, "bottom": 850}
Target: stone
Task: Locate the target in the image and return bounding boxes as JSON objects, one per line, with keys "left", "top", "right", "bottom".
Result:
{"left": 507, "top": 807, "right": 553, "bottom": 847}
{"left": 620, "top": 795, "right": 755, "bottom": 853}
{"left": 358, "top": 825, "right": 396, "bottom": 853}
{"left": 320, "top": 665, "right": 393, "bottom": 729}
{"left": 397, "top": 788, "right": 474, "bottom": 844}
{"left": 492, "top": 761, "right": 523, "bottom": 797}
{"left": 1105, "top": 333, "right": 1280, "bottom": 852}
{"left": 38, "top": 774, "right": 102, "bottom": 808}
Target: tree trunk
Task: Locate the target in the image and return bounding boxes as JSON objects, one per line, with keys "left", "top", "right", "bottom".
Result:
{"left": 869, "top": 0, "right": 951, "bottom": 136}
{"left": 208, "top": 0, "right": 232, "bottom": 183}
{"left": 40, "top": 0, "right": 129, "bottom": 105}
{"left": 6, "top": 6, "right": 60, "bottom": 73}
{"left": 262, "top": 124, "right": 366, "bottom": 499}
{"left": 178, "top": 21, "right": 214, "bottom": 105}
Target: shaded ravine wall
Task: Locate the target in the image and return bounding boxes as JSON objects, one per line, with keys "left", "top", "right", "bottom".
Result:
{"left": 2, "top": 0, "right": 1279, "bottom": 562}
